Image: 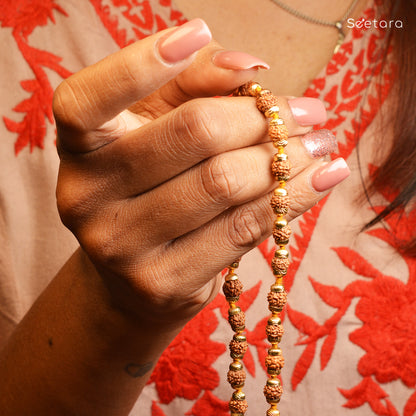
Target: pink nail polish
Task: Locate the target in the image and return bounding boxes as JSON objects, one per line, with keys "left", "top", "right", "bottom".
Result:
{"left": 158, "top": 19, "right": 212, "bottom": 63}
{"left": 212, "top": 50, "right": 270, "bottom": 70}
{"left": 288, "top": 97, "right": 327, "bottom": 126}
{"left": 301, "top": 129, "right": 338, "bottom": 159}
{"left": 311, "top": 158, "right": 350, "bottom": 192}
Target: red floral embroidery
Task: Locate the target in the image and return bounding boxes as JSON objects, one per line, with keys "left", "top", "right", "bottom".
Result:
{"left": 286, "top": 187, "right": 416, "bottom": 415}
{"left": 148, "top": 304, "right": 225, "bottom": 404}
{"left": 1, "top": 0, "right": 71, "bottom": 154}
{"left": 89, "top": 0, "right": 186, "bottom": 48}
{"left": 151, "top": 401, "right": 167, "bottom": 416}
{"left": 185, "top": 391, "right": 229, "bottom": 416}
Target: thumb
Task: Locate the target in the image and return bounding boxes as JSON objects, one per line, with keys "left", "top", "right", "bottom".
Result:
{"left": 53, "top": 18, "right": 212, "bottom": 151}
{"left": 141, "top": 41, "right": 270, "bottom": 113}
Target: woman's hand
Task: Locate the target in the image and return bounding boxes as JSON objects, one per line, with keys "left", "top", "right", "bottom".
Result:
{"left": 53, "top": 19, "right": 347, "bottom": 329}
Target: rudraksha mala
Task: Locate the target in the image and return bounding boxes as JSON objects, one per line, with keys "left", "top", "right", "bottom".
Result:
{"left": 223, "top": 82, "right": 290, "bottom": 416}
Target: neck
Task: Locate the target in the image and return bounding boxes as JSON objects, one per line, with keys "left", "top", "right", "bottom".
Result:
{"left": 172, "top": 0, "right": 369, "bottom": 94}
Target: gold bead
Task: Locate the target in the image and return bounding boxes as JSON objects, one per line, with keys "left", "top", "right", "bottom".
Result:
{"left": 268, "top": 316, "right": 282, "bottom": 326}
{"left": 274, "top": 187, "right": 288, "bottom": 197}
{"left": 229, "top": 361, "right": 243, "bottom": 371}
{"left": 231, "top": 413, "right": 245, "bottom": 416}
{"left": 274, "top": 218, "right": 288, "bottom": 229}
{"left": 275, "top": 249, "right": 289, "bottom": 259}
{"left": 274, "top": 153, "right": 287, "bottom": 162}
{"left": 225, "top": 273, "right": 239, "bottom": 282}
{"left": 268, "top": 347, "right": 283, "bottom": 356}
{"left": 232, "top": 391, "right": 246, "bottom": 401}
{"left": 267, "top": 378, "right": 282, "bottom": 388}
{"left": 259, "top": 89, "right": 272, "bottom": 96}
{"left": 265, "top": 105, "right": 280, "bottom": 118}
{"left": 233, "top": 334, "right": 247, "bottom": 343}
{"left": 267, "top": 409, "right": 280, "bottom": 416}
{"left": 271, "top": 284, "right": 285, "bottom": 293}
{"left": 229, "top": 306, "right": 241, "bottom": 316}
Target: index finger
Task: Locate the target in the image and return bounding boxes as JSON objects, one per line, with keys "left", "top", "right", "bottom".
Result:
{"left": 53, "top": 19, "right": 211, "bottom": 151}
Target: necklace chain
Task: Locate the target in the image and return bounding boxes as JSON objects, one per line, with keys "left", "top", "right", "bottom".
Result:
{"left": 269, "top": 0, "right": 360, "bottom": 53}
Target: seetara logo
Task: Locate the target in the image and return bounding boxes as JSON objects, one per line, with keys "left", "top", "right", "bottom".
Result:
{"left": 346, "top": 18, "right": 404, "bottom": 29}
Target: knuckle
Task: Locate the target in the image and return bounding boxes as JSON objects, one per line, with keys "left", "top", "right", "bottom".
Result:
{"left": 56, "top": 172, "right": 96, "bottom": 231}
{"left": 201, "top": 156, "right": 243, "bottom": 204}
{"left": 229, "top": 205, "right": 266, "bottom": 249}
{"left": 174, "top": 99, "right": 222, "bottom": 156}
{"left": 53, "top": 78, "right": 89, "bottom": 132}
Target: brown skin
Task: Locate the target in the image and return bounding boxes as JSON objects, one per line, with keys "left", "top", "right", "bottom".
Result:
{"left": 0, "top": 27, "right": 336, "bottom": 415}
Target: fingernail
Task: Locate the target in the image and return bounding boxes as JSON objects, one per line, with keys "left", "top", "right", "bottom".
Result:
{"left": 311, "top": 158, "right": 350, "bottom": 192}
{"left": 158, "top": 19, "right": 212, "bottom": 63}
{"left": 212, "top": 50, "right": 270, "bottom": 70}
{"left": 288, "top": 97, "right": 327, "bottom": 126}
{"left": 301, "top": 129, "right": 338, "bottom": 159}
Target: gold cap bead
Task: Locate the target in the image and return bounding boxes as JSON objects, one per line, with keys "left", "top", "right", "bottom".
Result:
{"left": 268, "top": 316, "right": 282, "bottom": 326}
{"left": 265, "top": 105, "right": 280, "bottom": 118}
{"left": 274, "top": 187, "right": 288, "bottom": 197}
{"left": 274, "top": 218, "right": 288, "bottom": 229}
{"left": 267, "top": 378, "right": 282, "bottom": 388}
{"left": 225, "top": 273, "right": 239, "bottom": 282}
{"left": 232, "top": 391, "right": 246, "bottom": 401}
{"left": 233, "top": 334, "right": 247, "bottom": 343}
{"left": 229, "top": 361, "right": 243, "bottom": 371}
{"left": 228, "top": 306, "right": 241, "bottom": 316}
{"left": 271, "top": 284, "right": 285, "bottom": 293}
{"left": 275, "top": 249, "right": 289, "bottom": 259}
{"left": 268, "top": 347, "right": 283, "bottom": 356}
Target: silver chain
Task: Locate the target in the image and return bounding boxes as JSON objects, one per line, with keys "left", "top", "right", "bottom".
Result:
{"left": 269, "top": 0, "right": 360, "bottom": 53}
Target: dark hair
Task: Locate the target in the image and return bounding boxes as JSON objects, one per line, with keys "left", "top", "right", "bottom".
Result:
{"left": 363, "top": 0, "right": 416, "bottom": 255}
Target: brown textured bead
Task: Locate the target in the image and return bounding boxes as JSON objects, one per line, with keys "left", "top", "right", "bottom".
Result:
{"left": 269, "top": 121, "right": 289, "bottom": 146}
{"left": 266, "top": 322, "right": 285, "bottom": 343}
{"left": 228, "top": 310, "right": 246, "bottom": 331}
{"left": 267, "top": 291, "right": 288, "bottom": 312}
{"left": 230, "top": 338, "right": 248, "bottom": 358}
{"left": 229, "top": 400, "right": 248, "bottom": 413}
{"left": 270, "top": 193, "right": 290, "bottom": 215}
{"left": 272, "top": 224, "right": 292, "bottom": 245}
{"left": 227, "top": 369, "right": 246, "bottom": 388}
{"left": 265, "top": 355, "right": 285, "bottom": 374}
{"left": 223, "top": 278, "right": 243, "bottom": 301}
{"left": 256, "top": 92, "right": 279, "bottom": 114}
{"left": 271, "top": 256, "right": 290, "bottom": 275}
{"left": 271, "top": 158, "right": 291, "bottom": 182}
{"left": 264, "top": 379, "right": 283, "bottom": 403}
{"left": 235, "top": 81, "right": 261, "bottom": 97}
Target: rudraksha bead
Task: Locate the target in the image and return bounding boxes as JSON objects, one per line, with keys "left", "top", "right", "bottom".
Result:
{"left": 270, "top": 190, "right": 290, "bottom": 215}
{"left": 235, "top": 81, "right": 261, "bottom": 97}
{"left": 265, "top": 355, "right": 285, "bottom": 375}
{"left": 229, "top": 400, "right": 248, "bottom": 414}
{"left": 256, "top": 92, "right": 280, "bottom": 114}
{"left": 227, "top": 369, "right": 246, "bottom": 388}
{"left": 266, "top": 322, "right": 284, "bottom": 343}
{"left": 267, "top": 291, "right": 288, "bottom": 312}
{"left": 223, "top": 277, "right": 243, "bottom": 301}
{"left": 271, "top": 157, "right": 291, "bottom": 182}
{"left": 272, "top": 224, "right": 292, "bottom": 245}
{"left": 228, "top": 308, "right": 246, "bottom": 332}
{"left": 271, "top": 257, "right": 290, "bottom": 276}
{"left": 264, "top": 379, "right": 283, "bottom": 404}
{"left": 229, "top": 334, "right": 248, "bottom": 359}
{"left": 269, "top": 119, "right": 289, "bottom": 147}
